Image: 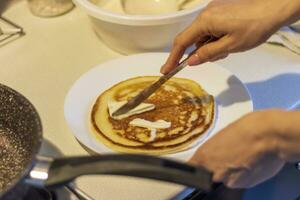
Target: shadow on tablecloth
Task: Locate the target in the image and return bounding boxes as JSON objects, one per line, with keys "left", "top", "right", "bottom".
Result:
{"left": 245, "top": 73, "right": 300, "bottom": 110}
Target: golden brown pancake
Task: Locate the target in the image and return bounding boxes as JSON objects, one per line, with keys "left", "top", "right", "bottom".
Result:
{"left": 90, "top": 76, "right": 214, "bottom": 155}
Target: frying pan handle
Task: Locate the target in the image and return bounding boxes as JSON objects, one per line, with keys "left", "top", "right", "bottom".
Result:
{"left": 26, "top": 154, "right": 212, "bottom": 191}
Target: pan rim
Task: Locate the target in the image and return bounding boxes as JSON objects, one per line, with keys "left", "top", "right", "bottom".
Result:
{"left": 0, "top": 83, "right": 43, "bottom": 197}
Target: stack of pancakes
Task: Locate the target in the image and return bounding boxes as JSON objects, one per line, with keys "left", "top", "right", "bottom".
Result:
{"left": 91, "top": 76, "right": 214, "bottom": 155}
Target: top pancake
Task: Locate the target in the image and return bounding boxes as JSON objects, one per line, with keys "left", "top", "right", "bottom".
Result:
{"left": 90, "top": 76, "right": 214, "bottom": 155}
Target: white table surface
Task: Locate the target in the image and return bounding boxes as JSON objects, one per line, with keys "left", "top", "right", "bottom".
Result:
{"left": 1, "top": 1, "right": 300, "bottom": 200}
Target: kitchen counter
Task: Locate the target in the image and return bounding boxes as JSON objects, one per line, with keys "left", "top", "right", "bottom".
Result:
{"left": 1, "top": 1, "right": 300, "bottom": 199}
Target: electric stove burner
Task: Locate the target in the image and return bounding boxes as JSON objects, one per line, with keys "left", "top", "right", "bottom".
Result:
{"left": 1, "top": 184, "right": 53, "bottom": 200}
{"left": 185, "top": 185, "right": 244, "bottom": 200}
{"left": 0, "top": 183, "right": 82, "bottom": 200}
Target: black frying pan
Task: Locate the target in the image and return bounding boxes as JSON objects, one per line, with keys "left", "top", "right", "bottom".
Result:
{"left": 0, "top": 84, "right": 213, "bottom": 197}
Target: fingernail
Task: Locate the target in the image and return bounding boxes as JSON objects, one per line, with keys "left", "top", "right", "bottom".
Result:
{"left": 188, "top": 54, "right": 200, "bottom": 66}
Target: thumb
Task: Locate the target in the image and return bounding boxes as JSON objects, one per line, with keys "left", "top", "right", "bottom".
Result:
{"left": 188, "top": 36, "right": 233, "bottom": 66}
{"left": 188, "top": 156, "right": 198, "bottom": 166}
{"left": 188, "top": 149, "right": 206, "bottom": 167}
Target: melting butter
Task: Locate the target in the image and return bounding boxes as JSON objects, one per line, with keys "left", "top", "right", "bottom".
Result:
{"left": 149, "top": 128, "right": 157, "bottom": 142}
{"left": 129, "top": 118, "right": 171, "bottom": 129}
{"left": 129, "top": 118, "right": 171, "bottom": 142}
{"left": 108, "top": 101, "right": 155, "bottom": 120}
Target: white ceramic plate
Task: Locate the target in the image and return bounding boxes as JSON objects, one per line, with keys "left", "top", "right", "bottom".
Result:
{"left": 64, "top": 53, "right": 253, "bottom": 161}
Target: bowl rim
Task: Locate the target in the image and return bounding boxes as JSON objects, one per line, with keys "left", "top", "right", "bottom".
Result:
{"left": 73, "top": 0, "right": 209, "bottom": 26}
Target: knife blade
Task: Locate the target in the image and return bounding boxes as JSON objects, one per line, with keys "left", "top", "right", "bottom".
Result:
{"left": 112, "top": 55, "right": 191, "bottom": 117}
{"left": 112, "top": 38, "right": 213, "bottom": 117}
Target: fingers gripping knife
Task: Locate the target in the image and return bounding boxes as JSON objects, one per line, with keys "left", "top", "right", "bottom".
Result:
{"left": 112, "top": 38, "right": 214, "bottom": 117}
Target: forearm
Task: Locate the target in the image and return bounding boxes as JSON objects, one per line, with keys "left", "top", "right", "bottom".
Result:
{"left": 274, "top": 110, "right": 300, "bottom": 162}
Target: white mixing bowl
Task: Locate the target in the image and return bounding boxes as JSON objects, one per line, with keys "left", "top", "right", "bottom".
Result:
{"left": 73, "top": 0, "right": 209, "bottom": 54}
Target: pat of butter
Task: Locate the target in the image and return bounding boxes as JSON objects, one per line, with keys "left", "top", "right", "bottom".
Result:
{"left": 108, "top": 101, "right": 155, "bottom": 120}
{"left": 149, "top": 128, "right": 157, "bottom": 142}
{"left": 129, "top": 118, "right": 171, "bottom": 129}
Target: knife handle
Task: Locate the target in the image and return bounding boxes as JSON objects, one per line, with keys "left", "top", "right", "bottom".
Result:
{"left": 149, "top": 36, "right": 214, "bottom": 91}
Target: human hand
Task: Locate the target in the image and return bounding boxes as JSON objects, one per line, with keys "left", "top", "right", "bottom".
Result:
{"left": 189, "top": 110, "right": 286, "bottom": 188}
{"left": 161, "top": 0, "right": 300, "bottom": 74}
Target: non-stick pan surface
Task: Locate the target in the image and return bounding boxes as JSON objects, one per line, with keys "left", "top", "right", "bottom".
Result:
{"left": 0, "top": 84, "right": 42, "bottom": 195}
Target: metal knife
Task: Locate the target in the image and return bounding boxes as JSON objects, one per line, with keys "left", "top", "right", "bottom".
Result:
{"left": 112, "top": 53, "right": 193, "bottom": 117}
{"left": 112, "top": 38, "right": 213, "bottom": 117}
